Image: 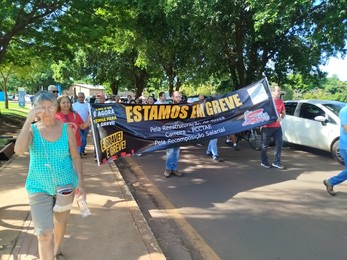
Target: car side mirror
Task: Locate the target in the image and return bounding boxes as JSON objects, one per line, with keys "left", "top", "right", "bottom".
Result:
{"left": 315, "top": 115, "right": 328, "bottom": 125}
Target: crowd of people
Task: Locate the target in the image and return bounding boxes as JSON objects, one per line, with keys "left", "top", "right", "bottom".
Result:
{"left": 14, "top": 83, "right": 346, "bottom": 259}
{"left": 13, "top": 86, "right": 180, "bottom": 259}
{"left": 84, "top": 92, "right": 159, "bottom": 104}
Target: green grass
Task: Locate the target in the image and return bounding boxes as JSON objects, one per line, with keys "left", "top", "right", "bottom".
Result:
{"left": 0, "top": 101, "right": 30, "bottom": 117}
{"left": 0, "top": 138, "right": 7, "bottom": 146}
{"left": 0, "top": 102, "right": 28, "bottom": 140}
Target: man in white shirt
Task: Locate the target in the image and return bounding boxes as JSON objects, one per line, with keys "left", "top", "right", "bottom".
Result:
{"left": 105, "top": 95, "right": 116, "bottom": 103}
{"left": 164, "top": 91, "right": 183, "bottom": 177}
{"left": 72, "top": 92, "right": 90, "bottom": 157}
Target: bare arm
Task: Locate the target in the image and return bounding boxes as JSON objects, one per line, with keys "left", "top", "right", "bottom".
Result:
{"left": 14, "top": 107, "right": 40, "bottom": 154}
{"left": 276, "top": 103, "right": 286, "bottom": 122}
{"left": 67, "top": 126, "right": 86, "bottom": 200}
{"left": 80, "top": 116, "right": 91, "bottom": 130}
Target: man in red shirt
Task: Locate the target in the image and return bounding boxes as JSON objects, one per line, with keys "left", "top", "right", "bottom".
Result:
{"left": 261, "top": 85, "right": 286, "bottom": 169}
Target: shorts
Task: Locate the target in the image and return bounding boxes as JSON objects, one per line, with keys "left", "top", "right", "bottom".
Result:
{"left": 28, "top": 193, "right": 55, "bottom": 236}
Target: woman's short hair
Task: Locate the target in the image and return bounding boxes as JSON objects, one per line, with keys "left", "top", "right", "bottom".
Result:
{"left": 33, "top": 91, "right": 57, "bottom": 107}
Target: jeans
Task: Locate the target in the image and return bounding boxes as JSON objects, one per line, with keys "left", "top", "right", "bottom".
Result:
{"left": 261, "top": 127, "right": 283, "bottom": 165}
{"left": 329, "top": 148, "right": 347, "bottom": 185}
{"left": 79, "top": 127, "right": 89, "bottom": 153}
{"left": 207, "top": 139, "right": 218, "bottom": 157}
{"left": 166, "top": 147, "right": 180, "bottom": 171}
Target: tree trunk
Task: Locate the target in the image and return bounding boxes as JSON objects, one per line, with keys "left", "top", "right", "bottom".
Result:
{"left": 175, "top": 76, "right": 181, "bottom": 92}
{"left": 0, "top": 36, "right": 11, "bottom": 65}
{"left": 0, "top": 66, "right": 12, "bottom": 109}
{"left": 163, "top": 64, "right": 176, "bottom": 95}
{"left": 110, "top": 80, "right": 119, "bottom": 95}
{"left": 235, "top": 18, "right": 245, "bottom": 89}
{"left": 134, "top": 68, "right": 149, "bottom": 98}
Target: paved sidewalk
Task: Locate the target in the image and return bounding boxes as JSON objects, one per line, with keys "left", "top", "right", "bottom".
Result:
{"left": 0, "top": 137, "right": 165, "bottom": 260}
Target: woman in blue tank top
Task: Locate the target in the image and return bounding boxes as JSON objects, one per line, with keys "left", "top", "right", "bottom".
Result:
{"left": 15, "top": 91, "right": 86, "bottom": 260}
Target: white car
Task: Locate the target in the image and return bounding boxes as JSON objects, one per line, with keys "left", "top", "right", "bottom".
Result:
{"left": 25, "top": 95, "right": 34, "bottom": 102}
{"left": 281, "top": 100, "right": 346, "bottom": 164}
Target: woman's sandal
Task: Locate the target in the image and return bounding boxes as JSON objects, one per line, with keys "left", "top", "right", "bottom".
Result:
{"left": 54, "top": 252, "right": 66, "bottom": 259}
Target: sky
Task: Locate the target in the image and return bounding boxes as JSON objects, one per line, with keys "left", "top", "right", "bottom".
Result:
{"left": 320, "top": 56, "right": 347, "bottom": 82}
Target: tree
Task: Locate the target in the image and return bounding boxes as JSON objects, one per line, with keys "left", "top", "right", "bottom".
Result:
{"left": 0, "top": 57, "right": 55, "bottom": 108}
{"left": 2, "top": 0, "right": 346, "bottom": 99}
{"left": 132, "top": 0, "right": 199, "bottom": 94}
{"left": 0, "top": 0, "right": 71, "bottom": 106}
{"left": 189, "top": 0, "right": 347, "bottom": 90}
{"left": 0, "top": 63, "right": 14, "bottom": 109}
{"left": 0, "top": 0, "right": 69, "bottom": 64}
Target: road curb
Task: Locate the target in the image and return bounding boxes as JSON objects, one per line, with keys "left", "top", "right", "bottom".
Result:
{"left": 109, "top": 161, "right": 166, "bottom": 259}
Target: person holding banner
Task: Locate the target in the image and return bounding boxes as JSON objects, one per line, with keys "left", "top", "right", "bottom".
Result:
{"left": 202, "top": 94, "right": 224, "bottom": 162}
{"left": 260, "top": 85, "right": 286, "bottom": 169}
{"left": 206, "top": 139, "right": 224, "bottom": 162}
{"left": 164, "top": 91, "right": 183, "bottom": 177}
{"left": 147, "top": 96, "right": 155, "bottom": 104}
{"left": 93, "top": 93, "right": 106, "bottom": 161}
{"left": 96, "top": 93, "right": 106, "bottom": 103}
{"left": 196, "top": 94, "right": 206, "bottom": 147}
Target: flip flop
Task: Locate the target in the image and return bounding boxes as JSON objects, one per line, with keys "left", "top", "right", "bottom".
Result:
{"left": 54, "top": 252, "right": 66, "bottom": 260}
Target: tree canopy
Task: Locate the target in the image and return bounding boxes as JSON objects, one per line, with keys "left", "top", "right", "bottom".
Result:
{"left": 1, "top": 0, "right": 346, "bottom": 101}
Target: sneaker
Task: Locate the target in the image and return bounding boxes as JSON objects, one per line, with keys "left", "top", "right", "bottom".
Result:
{"left": 171, "top": 170, "right": 182, "bottom": 177}
{"left": 54, "top": 252, "right": 65, "bottom": 260}
{"left": 233, "top": 144, "right": 240, "bottom": 151}
{"left": 323, "top": 179, "right": 336, "bottom": 196}
{"left": 225, "top": 140, "right": 233, "bottom": 146}
{"left": 272, "top": 163, "right": 284, "bottom": 169}
{"left": 212, "top": 156, "right": 224, "bottom": 162}
{"left": 80, "top": 153, "right": 87, "bottom": 158}
{"left": 82, "top": 152, "right": 87, "bottom": 156}
{"left": 164, "top": 169, "right": 171, "bottom": 178}
{"left": 261, "top": 162, "right": 271, "bottom": 169}
{"left": 206, "top": 152, "right": 212, "bottom": 157}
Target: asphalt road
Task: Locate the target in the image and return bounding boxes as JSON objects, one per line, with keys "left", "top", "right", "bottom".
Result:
{"left": 116, "top": 139, "right": 347, "bottom": 260}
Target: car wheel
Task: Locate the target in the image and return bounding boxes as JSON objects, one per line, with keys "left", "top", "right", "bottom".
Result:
{"left": 332, "top": 140, "right": 344, "bottom": 165}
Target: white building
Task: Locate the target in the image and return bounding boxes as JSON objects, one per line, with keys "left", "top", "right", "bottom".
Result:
{"left": 68, "top": 83, "right": 105, "bottom": 98}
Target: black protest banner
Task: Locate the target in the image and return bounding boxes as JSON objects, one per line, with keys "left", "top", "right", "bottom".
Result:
{"left": 90, "top": 78, "right": 278, "bottom": 165}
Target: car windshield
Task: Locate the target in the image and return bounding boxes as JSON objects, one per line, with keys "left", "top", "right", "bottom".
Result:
{"left": 323, "top": 103, "right": 345, "bottom": 116}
